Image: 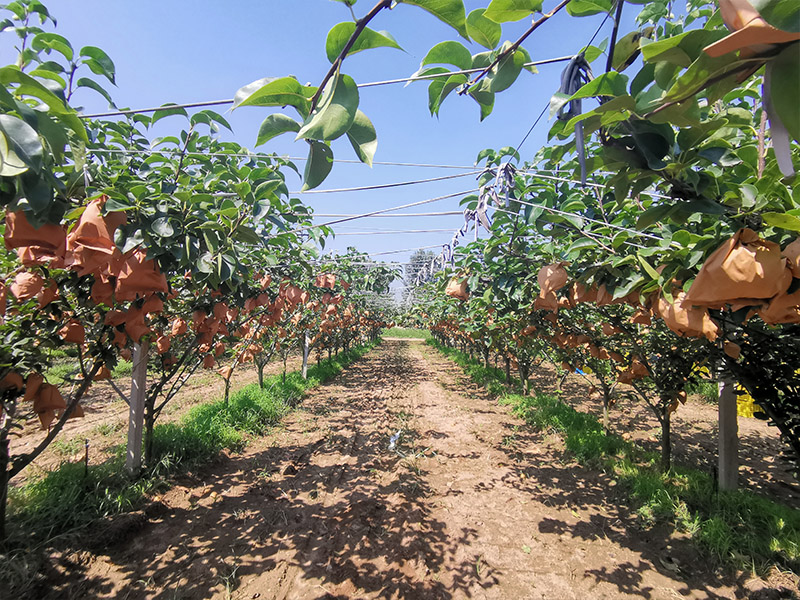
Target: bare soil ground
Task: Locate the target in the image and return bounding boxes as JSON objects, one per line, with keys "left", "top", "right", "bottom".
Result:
{"left": 28, "top": 339, "right": 798, "bottom": 599}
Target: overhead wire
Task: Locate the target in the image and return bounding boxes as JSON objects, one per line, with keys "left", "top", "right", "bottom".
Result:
{"left": 289, "top": 170, "right": 481, "bottom": 194}
{"left": 77, "top": 56, "right": 575, "bottom": 119}
{"left": 290, "top": 188, "right": 478, "bottom": 235}
{"left": 333, "top": 229, "right": 456, "bottom": 236}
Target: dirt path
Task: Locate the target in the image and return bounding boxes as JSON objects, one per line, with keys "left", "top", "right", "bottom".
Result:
{"left": 43, "top": 340, "right": 793, "bottom": 599}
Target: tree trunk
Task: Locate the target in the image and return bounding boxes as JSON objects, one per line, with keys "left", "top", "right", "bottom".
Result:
{"left": 660, "top": 404, "right": 672, "bottom": 472}
{"left": 328, "top": 347, "right": 332, "bottom": 361}
{"left": 0, "top": 435, "right": 9, "bottom": 541}
{"left": 143, "top": 408, "right": 156, "bottom": 468}
{"left": 125, "top": 340, "right": 149, "bottom": 477}
{"left": 257, "top": 359, "right": 266, "bottom": 388}
{"left": 718, "top": 376, "right": 739, "bottom": 491}
{"left": 602, "top": 386, "right": 610, "bottom": 434}
{"left": 505, "top": 357, "right": 511, "bottom": 383}
{"left": 223, "top": 376, "right": 232, "bottom": 404}
{"left": 483, "top": 347, "right": 489, "bottom": 369}
{"left": 519, "top": 362, "right": 530, "bottom": 395}
{"left": 301, "top": 333, "right": 310, "bottom": 380}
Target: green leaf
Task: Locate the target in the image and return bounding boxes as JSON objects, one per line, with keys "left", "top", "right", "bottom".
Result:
{"left": 32, "top": 32, "right": 73, "bottom": 61}
{"left": 197, "top": 252, "right": 214, "bottom": 274}
{"left": 663, "top": 52, "right": 740, "bottom": 102}
{"left": 636, "top": 203, "right": 672, "bottom": 228}
{"left": 151, "top": 104, "right": 188, "bottom": 125}
{"left": 0, "top": 130, "right": 28, "bottom": 176}
{"left": 190, "top": 109, "right": 233, "bottom": 132}
{"left": 296, "top": 73, "right": 359, "bottom": 141}
{"left": 751, "top": 0, "right": 800, "bottom": 33}
{"left": 346, "top": 109, "right": 378, "bottom": 166}
{"left": 0, "top": 66, "right": 70, "bottom": 114}
{"left": 762, "top": 212, "right": 800, "bottom": 232}
{"left": 564, "top": 94, "right": 635, "bottom": 130}
{"left": 569, "top": 72, "right": 629, "bottom": 102}
{"left": 420, "top": 40, "right": 473, "bottom": 70}
{"left": 466, "top": 9, "right": 501, "bottom": 49}
{"left": 302, "top": 141, "right": 334, "bottom": 191}
{"left": 234, "top": 225, "right": 264, "bottom": 245}
{"left": 151, "top": 217, "right": 174, "bottom": 238}
{"left": 402, "top": 0, "right": 468, "bottom": 38}
{"left": 76, "top": 77, "right": 115, "bottom": 107}
{"left": 769, "top": 44, "right": 800, "bottom": 142}
{"left": 325, "top": 22, "right": 403, "bottom": 63}
{"left": 256, "top": 113, "right": 301, "bottom": 146}
{"left": 79, "top": 46, "right": 116, "bottom": 84}
{"left": 233, "top": 76, "right": 315, "bottom": 118}
{"left": 0, "top": 114, "right": 42, "bottom": 173}
{"left": 472, "top": 43, "right": 529, "bottom": 94}
{"left": 432, "top": 73, "right": 467, "bottom": 114}
{"left": 566, "top": 238, "right": 597, "bottom": 254}
{"left": 469, "top": 90, "right": 495, "bottom": 120}
{"left": 640, "top": 30, "right": 726, "bottom": 68}
{"left": 566, "top": 0, "right": 612, "bottom": 17}
{"left": 484, "top": 0, "right": 543, "bottom": 23}
{"left": 637, "top": 252, "right": 661, "bottom": 280}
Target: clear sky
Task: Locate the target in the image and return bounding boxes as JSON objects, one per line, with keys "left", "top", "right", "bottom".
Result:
{"left": 4, "top": 1, "right": 634, "bottom": 276}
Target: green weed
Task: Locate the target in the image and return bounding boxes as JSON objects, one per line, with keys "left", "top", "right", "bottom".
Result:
{"left": 111, "top": 359, "right": 133, "bottom": 379}
{"left": 50, "top": 438, "right": 83, "bottom": 457}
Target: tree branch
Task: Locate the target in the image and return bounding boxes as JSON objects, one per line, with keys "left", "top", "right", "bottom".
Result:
{"left": 604, "top": 0, "right": 625, "bottom": 74}
{"left": 309, "top": 0, "right": 393, "bottom": 112}
{"left": 9, "top": 361, "right": 103, "bottom": 479}
{"left": 460, "top": 0, "right": 572, "bottom": 93}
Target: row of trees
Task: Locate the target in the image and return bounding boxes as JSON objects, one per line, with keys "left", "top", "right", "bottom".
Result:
{"left": 375, "top": 0, "right": 800, "bottom": 482}
{"left": 0, "top": 0, "right": 399, "bottom": 540}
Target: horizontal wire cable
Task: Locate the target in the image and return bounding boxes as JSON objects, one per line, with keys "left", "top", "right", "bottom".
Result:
{"left": 89, "top": 148, "right": 478, "bottom": 169}
{"left": 311, "top": 211, "right": 462, "bottom": 217}
{"left": 290, "top": 189, "right": 477, "bottom": 235}
{"left": 509, "top": 195, "right": 667, "bottom": 242}
{"left": 78, "top": 56, "right": 574, "bottom": 119}
{"left": 367, "top": 244, "right": 445, "bottom": 257}
{"left": 289, "top": 170, "right": 480, "bottom": 194}
{"left": 333, "top": 228, "right": 456, "bottom": 236}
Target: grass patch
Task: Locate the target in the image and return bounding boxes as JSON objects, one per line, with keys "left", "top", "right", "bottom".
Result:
{"left": 50, "top": 438, "right": 83, "bottom": 457}
{"left": 43, "top": 361, "right": 79, "bottom": 387}
{"left": 93, "top": 421, "right": 125, "bottom": 437}
{"left": 429, "top": 339, "right": 800, "bottom": 573}
{"left": 6, "top": 342, "right": 376, "bottom": 546}
{"left": 686, "top": 378, "right": 718, "bottom": 403}
{"left": 381, "top": 327, "right": 431, "bottom": 340}
{"left": 111, "top": 359, "right": 133, "bottom": 379}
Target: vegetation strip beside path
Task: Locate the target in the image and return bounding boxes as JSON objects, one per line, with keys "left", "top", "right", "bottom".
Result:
{"left": 23, "top": 338, "right": 795, "bottom": 599}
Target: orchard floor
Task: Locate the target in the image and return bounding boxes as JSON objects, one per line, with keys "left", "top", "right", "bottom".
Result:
{"left": 32, "top": 340, "right": 798, "bottom": 599}
{"left": 9, "top": 354, "right": 304, "bottom": 485}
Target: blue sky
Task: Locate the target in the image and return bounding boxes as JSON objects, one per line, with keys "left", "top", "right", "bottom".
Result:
{"left": 7, "top": 1, "right": 632, "bottom": 273}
